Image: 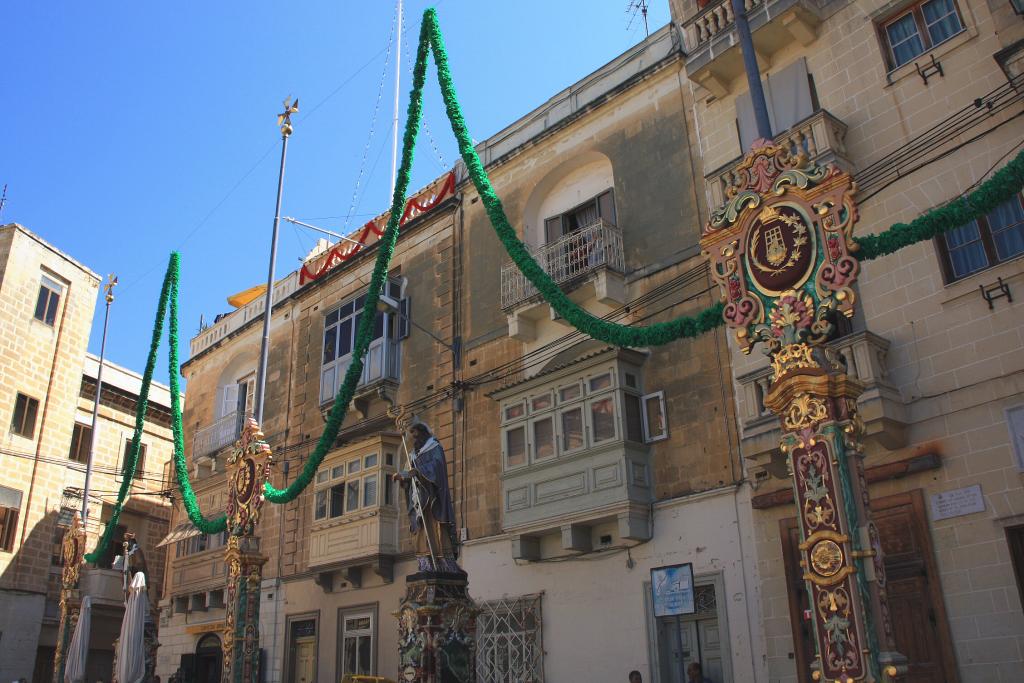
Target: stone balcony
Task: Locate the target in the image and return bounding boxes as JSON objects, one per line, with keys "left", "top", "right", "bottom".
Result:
{"left": 738, "top": 331, "right": 909, "bottom": 481}
{"left": 704, "top": 109, "right": 852, "bottom": 210}
{"left": 80, "top": 568, "right": 126, "bottom": 608}
{"left": 501, "top": 220, "right": 626, "bottom": 342}
{"left": 682, "top": 0, "right": 822, "bottom": 97}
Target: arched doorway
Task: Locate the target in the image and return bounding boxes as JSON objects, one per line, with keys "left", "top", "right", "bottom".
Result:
{"left": 195, "top": 633, "right": 222, "bottom": 683}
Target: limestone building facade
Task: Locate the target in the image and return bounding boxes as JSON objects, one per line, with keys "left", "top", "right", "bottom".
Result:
{"left": 0, "top": 223, "right": 176, "bottom": 682}
{"left": 669, "top": 0, "right": 1024, "bottom": 680}
{"left": 158, "top": 1, "right": 1024, "bottom": 681}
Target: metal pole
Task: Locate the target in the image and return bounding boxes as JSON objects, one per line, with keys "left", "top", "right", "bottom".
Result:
{"left": 81, "top": 275, "right": 116, "bottom": 525}
{"left": 254, "top": 100, "right": 297, "bottom": 426}
{"left": 389, "top": 0, "right": 403, "bottom": 201}
{"left": 730, "top": 0, "right": 773, "bottom": 144}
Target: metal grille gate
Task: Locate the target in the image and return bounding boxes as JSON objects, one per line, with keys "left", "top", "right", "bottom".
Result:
{"left": 475, "top": 593, "right": 544, "bottom": 683}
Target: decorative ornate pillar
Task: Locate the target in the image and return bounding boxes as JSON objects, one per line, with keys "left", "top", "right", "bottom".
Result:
{"left": 222, "top": 418, "right": 274, "bottom": 683}
{"left": 700, "top": 143, "right": 906, "bottom": 683}
{"left": 53, "top": 513, "right": 86, "bottom": 683}
{"left": 396, "top": 574, "right": 477, "bottom": 683}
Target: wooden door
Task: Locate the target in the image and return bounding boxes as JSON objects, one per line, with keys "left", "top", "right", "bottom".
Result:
{"left": 781, "top": 489, "right": 959, "bottom": 683}
{"left": 294, "top": 638, "right": 316, "bottom": 683}
{"left": 698, "top": 619, "right": 726, "bottom": 682}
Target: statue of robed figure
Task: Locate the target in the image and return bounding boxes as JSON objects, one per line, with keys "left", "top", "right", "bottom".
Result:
{"left": 393, "top": 421, "right": 461, "bottom": 573}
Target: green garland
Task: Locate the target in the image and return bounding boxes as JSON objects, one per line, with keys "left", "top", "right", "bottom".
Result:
{"left": 261, "top": 13, "right": 435, "bottom": 504}
{"left": 84, "top": 254, "right": 175, "bottom": 563}
{"left": 426, "top": 11, "right": 725, "bottom": 347}
{"left": 854, "top": 147, "right": 1024, "bottom": 261}
{"left": 87, "top": 9, "right": 1023, "bottom": 520}
{"left": 168, "top": 253, "right": 228, "bottom": 533}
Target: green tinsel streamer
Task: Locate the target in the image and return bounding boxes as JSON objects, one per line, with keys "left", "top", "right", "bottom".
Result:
{"left": 425, "top": 9, "right": 725, "bottom": 347}
{"left": 855, "top": 147, "right": 1024, "bottom": 260}
{"left": 168, "top": 253, "right": 228, "bottom": 533}
{"left": 84, "top": 254, "right": 176, "bottom": 563}
{"left": 261, "top": 14, "right": 434, "bottom": 504}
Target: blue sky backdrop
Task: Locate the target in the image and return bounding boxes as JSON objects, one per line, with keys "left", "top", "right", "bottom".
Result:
{"left": 4, "top": 1, "right": 670, "bottom": 386}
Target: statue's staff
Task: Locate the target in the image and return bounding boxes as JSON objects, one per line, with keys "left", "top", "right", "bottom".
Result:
{"left": 390, "top": 407, "right": 439, "bottom": 572}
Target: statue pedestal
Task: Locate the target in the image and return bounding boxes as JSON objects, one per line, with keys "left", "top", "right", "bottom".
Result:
{"left": 396, "top": 571, "right": 477, "bottom": 683}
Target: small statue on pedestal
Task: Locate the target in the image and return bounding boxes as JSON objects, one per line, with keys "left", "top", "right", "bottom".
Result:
{"left": 389, "top": 413, "right": 476, "bottom": 683}
{"left": 393, "top": 421, "right": 461, "bottom": 574}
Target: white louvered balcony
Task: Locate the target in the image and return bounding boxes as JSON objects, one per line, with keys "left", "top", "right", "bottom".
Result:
{"left": 192, "top": 410, "right": 251, "bottom": 460}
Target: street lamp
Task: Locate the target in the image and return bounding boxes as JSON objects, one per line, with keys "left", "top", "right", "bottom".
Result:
{"left": 376, "top": 293, "right": 461, "bottom": 368}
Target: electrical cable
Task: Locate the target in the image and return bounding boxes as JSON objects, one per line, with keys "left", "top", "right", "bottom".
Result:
{"left": 341, "top": 5, "right": 399, "bottom": 231}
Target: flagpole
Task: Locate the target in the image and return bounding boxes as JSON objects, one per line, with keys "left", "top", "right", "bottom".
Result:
{"left": 731, "top": 0, "right": 773, "bottom": 144}
{"left": 254, "top": 99, "right": 298, "bottom": 425}
{"left": 81, "top": 275, "right": 117, "bottom": 525}
{"left": 389, "top": 0, "right": 403, "bottom": 200}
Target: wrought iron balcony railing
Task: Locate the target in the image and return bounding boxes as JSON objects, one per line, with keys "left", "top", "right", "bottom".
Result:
{"left": 500, "top": 220, "right": 625, "bottom": 310}
{"left": 192, "top": 409, "right": 252, "bottom": 459}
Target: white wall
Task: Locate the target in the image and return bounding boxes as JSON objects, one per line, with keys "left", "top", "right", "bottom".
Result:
{"left": 461, "top": 485, "right": 766, "bottom": 683}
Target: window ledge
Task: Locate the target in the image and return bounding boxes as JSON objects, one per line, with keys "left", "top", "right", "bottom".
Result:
{"left": 312, "top": 506, "right": 395, "bottom": 531}
{"left": 499, "top": 438, "right": 647, "bottom": 480}
{"left": 939, "top": 253, "right": 1024, "bottom": 306}
{"left": 884, "top": 26, "right": 976, "bottom": 87}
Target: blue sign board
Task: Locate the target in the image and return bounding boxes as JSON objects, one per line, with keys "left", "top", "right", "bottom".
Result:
{"left": 650, "top": 563, "right": 695, "bottom": 617}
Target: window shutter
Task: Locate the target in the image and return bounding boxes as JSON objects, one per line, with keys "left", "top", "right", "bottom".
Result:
{"left": 220, "top": 384, "right": 239, "bottom": 419}
{"left": 736, "top": 58, "right": 813, "bottom": 152}
{"left": 768, "top": 58, "right": 813, "bottom": 135}
{"left": 397, "top": 297, "right": 411, "bottom": 340}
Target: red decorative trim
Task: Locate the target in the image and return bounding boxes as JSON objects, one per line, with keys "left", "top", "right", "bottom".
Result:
{"left": 299, "top": 172, "right": 456, "bottom": 286}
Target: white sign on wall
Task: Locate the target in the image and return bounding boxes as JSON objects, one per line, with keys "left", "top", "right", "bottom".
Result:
{"left": 930, "top": 484, "right": 985, "bottom": 521}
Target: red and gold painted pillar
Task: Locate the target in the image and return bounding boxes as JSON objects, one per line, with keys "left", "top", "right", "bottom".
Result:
{"left": 222, "top": 418, "right": 274, "bottom": 683}
{"left": 700, "top": 143, "right": 905, "bottom": 682}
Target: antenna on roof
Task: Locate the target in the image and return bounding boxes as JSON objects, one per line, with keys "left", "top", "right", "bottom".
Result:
{"left": 0, "top": 184, "right": 7, "bottom": 222}
{"left": 626, "top": 0, "right": 650, "bottom": 38}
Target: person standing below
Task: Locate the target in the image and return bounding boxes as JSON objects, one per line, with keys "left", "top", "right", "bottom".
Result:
{"left": 628, "top": 671, "right": 643, "bottom": 683}
{"left": 687, "top": 661, "right": 712, "bottom": 683}
{"left": 393, "top": 421, "right": 460, "bottom": 573}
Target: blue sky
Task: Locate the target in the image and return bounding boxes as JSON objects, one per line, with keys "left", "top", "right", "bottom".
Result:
{"left": 4, "top": 1, "right": 670, "bottom": 386}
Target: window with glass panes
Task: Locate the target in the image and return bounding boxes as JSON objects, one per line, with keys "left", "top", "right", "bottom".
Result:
{"left": 34, "top": 274, "right": 63, "bottom": 326}
{"left": 69, "top": 423, "right": 92, "bottom": 463}
{"left": 11, "top": 393, "right": 40, "bottom": 439}
{"left": 120, "top": 439, "right": 148, "bottom": 480}
{"left": 313, "top": 450, "right": 394, "bottom": 523}
{"left": 500, "top": 363, "right": 658, "bottom": 470}
{"left": 880, "top": 0, "right": 964, "bottom": 69}
{"left": 543, "top": 189, "right": 616, "bottom": 243}
{"left": 339, "top": 609, "right": 375, "bottom": 677}
{"left": 936, "top": 193, "right": 1024, "bottom": 282}
{"left": 320, "top": 280, "right": 407, "bottom": 404}
{"left": 175, "top": 530, "right": 229, "bottom": 557}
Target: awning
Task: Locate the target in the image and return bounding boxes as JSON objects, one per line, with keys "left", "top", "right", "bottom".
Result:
{"left": 156, "top": 521, "right": 202, "bottom": 548}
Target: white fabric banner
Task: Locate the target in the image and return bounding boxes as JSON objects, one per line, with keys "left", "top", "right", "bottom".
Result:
{"left": 115, "top": 572, "right": 148, "bottom": 683}
{"left": 64, "top": 595, "right": 92, "bottom": 683}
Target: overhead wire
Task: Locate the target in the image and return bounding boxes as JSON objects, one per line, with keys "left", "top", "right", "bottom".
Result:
{"left": 341, "top": 4, "right": 399, "bottom": 232}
